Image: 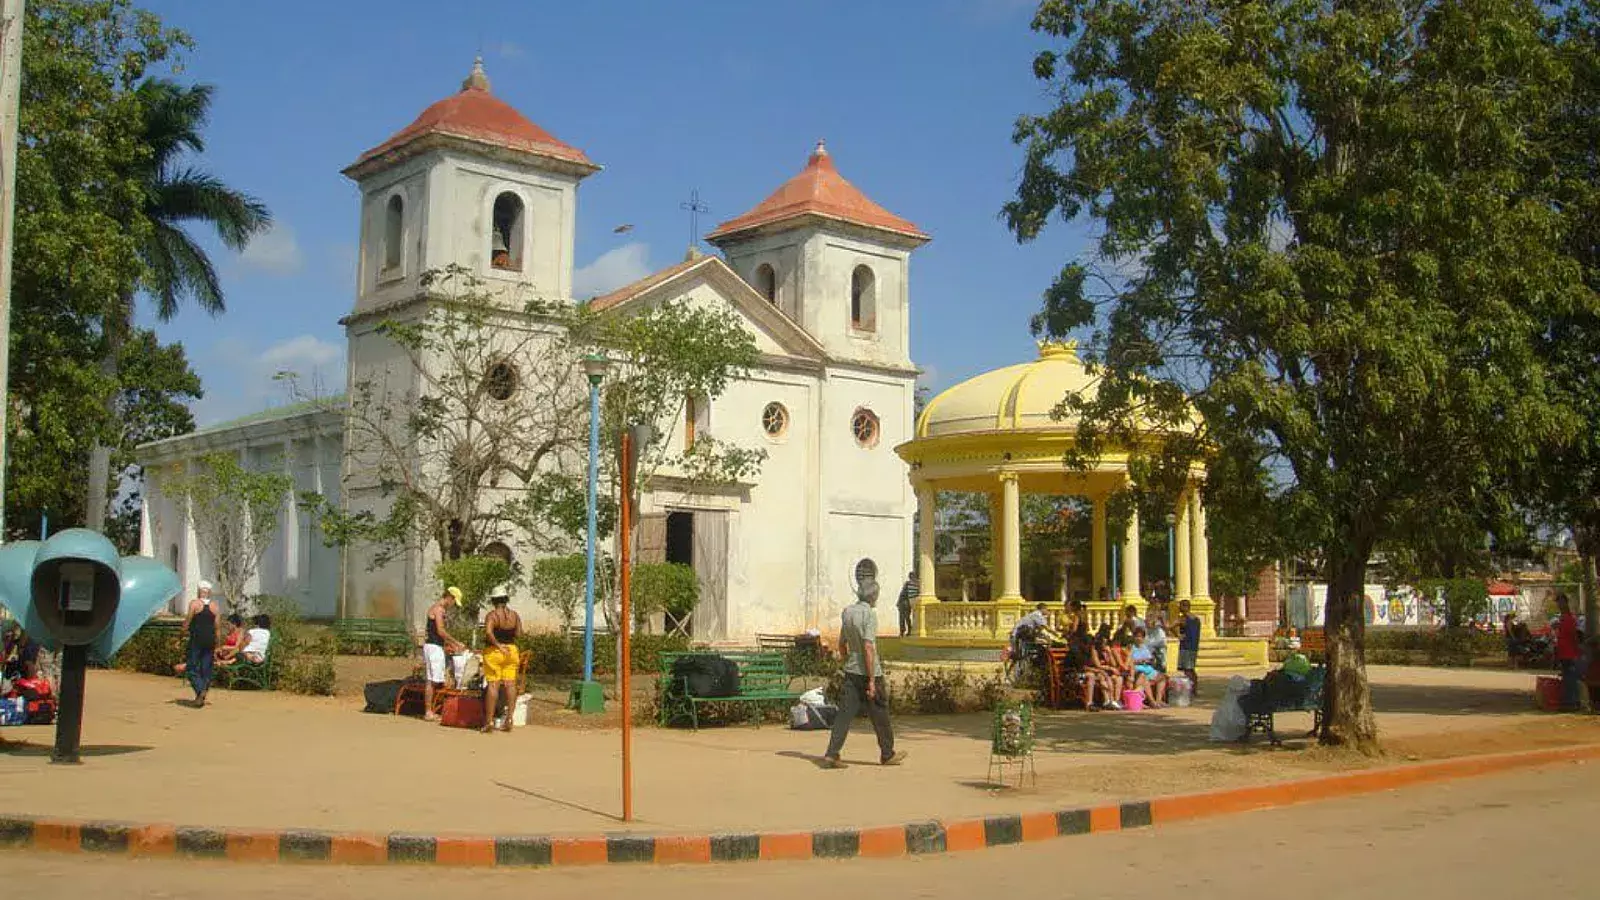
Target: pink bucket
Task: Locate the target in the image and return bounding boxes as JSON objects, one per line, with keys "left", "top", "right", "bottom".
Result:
{"left": 1121, "top": 690, "right": 1145, "bottom": 711}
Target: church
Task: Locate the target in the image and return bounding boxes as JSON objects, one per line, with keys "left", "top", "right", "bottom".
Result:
{"left": 135, "top": 59, "right": 925, "bottom": 641}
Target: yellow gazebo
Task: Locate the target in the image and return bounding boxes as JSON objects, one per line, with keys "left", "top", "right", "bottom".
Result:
{"left": 896, "top": 341, "right": 1265, "bottom": 669}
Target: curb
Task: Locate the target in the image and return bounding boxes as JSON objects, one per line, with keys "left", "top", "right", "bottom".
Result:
{"left": 3, "top": 742, "right": 1597, "bottom": 867}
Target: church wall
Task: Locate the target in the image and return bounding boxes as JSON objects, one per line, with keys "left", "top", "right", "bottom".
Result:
{"left": 818, "top": 367, "right": 916, "bottom": 636}
{"left": 802, "top": 230, "right": 911, "bottom": 369}
{"left": 355, "top": 153, "right": 433, "bottom": 315}
{"left": 435, "top": 151, "right": 581, "bottom": 304}
{"left": 719, "top": 232, "right": 808, "bottom": 321}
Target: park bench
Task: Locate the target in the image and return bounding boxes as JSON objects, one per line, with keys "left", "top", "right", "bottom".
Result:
{"left": 657, "top": 650, "right": 800, "bottom": 730}
{"left": 332, "top": 617, "right": 414, "bottom": 655}
{"left": 219, "top": 644, "right": 275, "bottom": 691}
{"left": 755, "top": 633, "right": 798, "bottom": 651}
{"left": 1240, "top": 665, "right": 1325, "bottom": 746}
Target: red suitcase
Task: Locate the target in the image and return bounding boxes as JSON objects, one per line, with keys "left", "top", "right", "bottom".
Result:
{"left": 439, "top": 693, "right": 485, "bottom": 729}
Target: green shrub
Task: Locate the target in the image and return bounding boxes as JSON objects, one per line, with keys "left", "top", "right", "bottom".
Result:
{"left": 519, "top": 632, "right": 582, "bottom": 677}
{"left": 893, "top": 667, "right": 969, "bottom": 715}
{"left": 631, "top": 563, "right": 698, "bottom": 628}
{"left": 518, "top": 630, "right": 691, "bottom": 677}
{"left": 434, "top": 556, "right": 512, "bottom": 618}
{"left": 277, "top": 653, "right": 337, "bottom": 695}
{"left": 1367, "top": 648, "right": 1414, "bottom": 666}
{"left": 110, "top": 622, "right": 184, "bottom": 675}
{"left": 527, "top": 554, "right": 587, "bottom": 636}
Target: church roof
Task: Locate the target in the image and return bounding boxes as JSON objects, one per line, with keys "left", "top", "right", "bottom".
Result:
{"left": 347, "top": 58, "right": 595, "bottom": 176}
{"left": 587, "top": 254, "right": 707, "bottom": 311}
{"left": 705, "top": 141, "right": 928, "bottom": 244}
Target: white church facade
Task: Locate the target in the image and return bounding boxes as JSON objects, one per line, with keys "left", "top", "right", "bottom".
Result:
{"left": 136, "top": 60, "right": 926, "bottom": 640}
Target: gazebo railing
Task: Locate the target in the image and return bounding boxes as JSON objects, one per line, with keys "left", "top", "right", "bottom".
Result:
{"left": 913, "top": 598, "right": 1217, "bottom": 641}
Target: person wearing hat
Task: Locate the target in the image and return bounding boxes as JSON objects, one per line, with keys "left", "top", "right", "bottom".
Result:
{"left": 821, "top": 564, "right": 907, "bottom": 769}
{"left": 423, "top": 586, "right": 468, "bottom": 721}
{"left": 480, "top": 589, "right": 522, "bottom": 733}
{"left": 181, "top": 581, "right": 221, "bottom": 707}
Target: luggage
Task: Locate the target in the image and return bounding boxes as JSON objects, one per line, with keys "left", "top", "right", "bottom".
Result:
{"left": 25, "top": 696, "right": 55, "bottom": 725}
{"left": 363, "top": 679, "right": 407, "bottom": 714}
{"left": 789, "top": 702, "right": 837, "bottom": 730}
{"left": 440, "top": 693, "right": 486, "bottom": 729}
{"left": 669, "top": 655, "right": 740, "bottom": 698}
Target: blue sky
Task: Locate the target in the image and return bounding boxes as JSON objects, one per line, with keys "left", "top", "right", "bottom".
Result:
{"left": 132, "top": 0, "right": 1098, "bottom": 425}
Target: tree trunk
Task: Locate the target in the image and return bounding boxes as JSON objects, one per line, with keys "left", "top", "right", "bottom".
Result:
{"left": 84, "top": 294, "right": 132, "bottom": 533}
{"left": 1320, "top": 552, "right": 1379, "bottom": 753}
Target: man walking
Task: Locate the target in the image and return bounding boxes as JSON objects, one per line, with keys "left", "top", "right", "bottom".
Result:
{"left": 896, "top": 570, "right": 918, "bottom": 637}
{"left": 822, "top": 566, "right": 907, "bottom": 769}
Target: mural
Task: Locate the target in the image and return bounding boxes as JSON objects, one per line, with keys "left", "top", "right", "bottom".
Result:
{"left": 1286, "top": 583, "right": 1466, "bottom": 629}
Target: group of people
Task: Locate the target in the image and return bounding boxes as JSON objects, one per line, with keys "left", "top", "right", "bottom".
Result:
{"left": 422, "top": 585, "right": 523, "bottom": 733}
{"left": 178, "top": 581, "right": 272, "bottom": 707}
{"left": 1011, "top": 597, "right": 1205, "bottom": 711}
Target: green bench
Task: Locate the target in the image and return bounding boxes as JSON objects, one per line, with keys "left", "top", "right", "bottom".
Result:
{"left": 1240, "top": 665, "right": 1326, "bottom": 745}
{"left": 657, "top": 650, "right": 800, "bottom": 730}
{"left": 219, "top": 644, "right": 275, "bottom": 691}
{"left": 332, "top": 617, "right": 414, "bottom": 655}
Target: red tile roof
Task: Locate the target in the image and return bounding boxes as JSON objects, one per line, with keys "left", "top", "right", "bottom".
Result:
{"left": 705, "top": 141, "right": 928, "bottom": 243}
{"left": 350, "top": 59, "right": 594, "bottom": 172}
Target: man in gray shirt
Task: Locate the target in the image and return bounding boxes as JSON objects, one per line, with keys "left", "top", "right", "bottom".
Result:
{"left": 822, "top": 574, "right": 908, "bottom": 769}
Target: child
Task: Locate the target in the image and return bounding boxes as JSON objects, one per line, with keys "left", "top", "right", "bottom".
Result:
{"left": 1178, "top": 599, "right": 1202, "bottom": 694}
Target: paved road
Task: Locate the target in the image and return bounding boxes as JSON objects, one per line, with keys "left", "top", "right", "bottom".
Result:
{"left": 6, "top": 761, "right": 1596, "bottom": 899}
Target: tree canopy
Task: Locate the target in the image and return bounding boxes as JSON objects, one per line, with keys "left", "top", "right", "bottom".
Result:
{"left": 1007, "top": 0, "right": 1595, "bottom": 750}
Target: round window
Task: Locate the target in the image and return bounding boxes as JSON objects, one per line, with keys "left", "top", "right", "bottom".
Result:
{"left": 484, "top": 361, "right": 519, "bottom": 401}
{"left": 850, "top": 408, "right": 879, "bottom": 448}
{"left": 762, "top": 402, "right": 789, "bottom": 439}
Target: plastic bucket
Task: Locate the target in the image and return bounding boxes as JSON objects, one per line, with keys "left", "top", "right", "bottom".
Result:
{"left": 513, "top": 693, "right": 532, "bottom": 726}
{"left": 1535, "top": 676, "right": 1562, "bottom": 711}
{"left": 1121, "top": 690, "right": 1145, "bottom": 711}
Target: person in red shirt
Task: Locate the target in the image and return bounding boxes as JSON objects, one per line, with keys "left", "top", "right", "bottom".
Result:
{"left": 1553, "top": 594, "right": 1583, "bottom": 712}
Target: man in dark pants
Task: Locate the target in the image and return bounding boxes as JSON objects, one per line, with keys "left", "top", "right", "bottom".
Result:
{"left": 822, "top": 569, "right": 908, "bottom": 769}
{"left": 896, "top": 570, "right": 918, "bottom": 637}
{"left": 1553, "top": 593, "right": 1583, "bottom": 711}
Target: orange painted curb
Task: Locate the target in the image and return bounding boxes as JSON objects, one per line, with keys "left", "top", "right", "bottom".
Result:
{"left": 2, "top": 741, "right": 1595, "bottom": 868}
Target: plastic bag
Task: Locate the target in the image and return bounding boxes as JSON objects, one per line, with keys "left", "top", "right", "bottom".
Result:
{"left": 798, "top": 687, "right": 826, "bottom": 707}
{"left": 1208, "top": 675, "right": 1251, "bottom": 742}
{"left": 1168, "top": 674, "right": 1193, "bottom": 707}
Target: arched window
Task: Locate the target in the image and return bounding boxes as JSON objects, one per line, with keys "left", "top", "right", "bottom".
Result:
{"left": 755, "top": 263, "right": 777, "bottom": 303}
{"left": 383, "top": 194, "right": 404, "bottom": 271}
{"left": 482, "top": 541, "right": 513, "bottom": 567}
{"left": 850, "top": 265, "right": 876, "bottom": 330}
{"left": 484, "top": 359, "right": 519, "bottom": 402}
{"left": 491, "top": 192, "right": 525, "bottom": 271}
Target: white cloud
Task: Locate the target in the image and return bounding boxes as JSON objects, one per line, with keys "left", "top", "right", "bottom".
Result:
{"left": 494, "top": 40, "right": 525, "bottom": 59}
{"left": 239, "top": 222, "right": 304, "bottom": 276}
{"left": 193, "top": 333, "right": 345, "bottom": 426}
{"left": 573, "top": 242, "right": 652, "bottom": 299}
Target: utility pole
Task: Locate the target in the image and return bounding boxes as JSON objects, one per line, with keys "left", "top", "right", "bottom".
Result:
{"left": 0, "top": 1, "right": 25, "bottom": 538}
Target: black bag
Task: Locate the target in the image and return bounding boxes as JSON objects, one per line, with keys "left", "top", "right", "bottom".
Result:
{"left": 670, "top": 655, "right": 741, "bottom": 698}
{"left": 363, "top": 679, "right": 408, "bottom": 714}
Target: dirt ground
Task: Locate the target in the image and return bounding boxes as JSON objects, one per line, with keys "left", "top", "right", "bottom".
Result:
{"left": 0, "top": 663, "right": 1593, "bottom": 837}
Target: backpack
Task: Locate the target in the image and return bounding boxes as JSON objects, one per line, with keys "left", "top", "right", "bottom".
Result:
{"left": 669, "top": 655, "right": 741, "bottom": 699}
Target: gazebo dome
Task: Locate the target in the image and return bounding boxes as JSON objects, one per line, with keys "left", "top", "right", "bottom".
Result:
{"left": 916, "top": 341, "right": 1098, "bottom": 439}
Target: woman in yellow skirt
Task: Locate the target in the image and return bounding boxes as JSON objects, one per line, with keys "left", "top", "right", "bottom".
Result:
{"left": 481, "top": 591, "right": 522, "bottom": 733}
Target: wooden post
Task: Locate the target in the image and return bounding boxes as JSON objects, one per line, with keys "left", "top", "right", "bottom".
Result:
{"left": 619, "top": 429, "right": 634, "bottom": 822}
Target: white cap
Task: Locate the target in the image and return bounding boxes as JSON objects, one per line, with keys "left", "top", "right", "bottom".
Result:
{"left": 197, "top": 580, "right": 213, "bottom": 593}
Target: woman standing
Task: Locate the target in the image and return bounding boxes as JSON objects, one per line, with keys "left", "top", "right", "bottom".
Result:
{"left": 182, "top": 582, "right": 221, "bottom": 707}
{"left": 481, "top": 591, "right": 522, "bottom": 733}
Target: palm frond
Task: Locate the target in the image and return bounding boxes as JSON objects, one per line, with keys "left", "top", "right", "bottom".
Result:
{"left": 135, "top": 78, "right": 212, "bottom": 173}
{"left": 149, "top": 169, "right": 271, "bottom": 250}
{"left": 144, "top": 223, "right": 224, "bottom": 319}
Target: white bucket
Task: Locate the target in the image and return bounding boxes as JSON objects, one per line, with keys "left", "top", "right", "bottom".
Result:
{"left": 512, "top": 693, "right": 532, "bottom": 727}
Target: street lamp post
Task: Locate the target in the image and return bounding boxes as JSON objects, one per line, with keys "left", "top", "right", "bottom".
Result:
{"left": 570, "top": 353, "right": 609, "bottom": 715}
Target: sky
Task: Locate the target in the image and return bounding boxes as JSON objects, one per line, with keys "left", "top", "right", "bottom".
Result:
{"left": 130, "top": 0, "right": 1099, "bottom": 426}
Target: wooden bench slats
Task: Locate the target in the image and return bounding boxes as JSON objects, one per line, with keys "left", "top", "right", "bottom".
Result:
{"left": 657, "top": 650, "right": 802, "bottom": 729}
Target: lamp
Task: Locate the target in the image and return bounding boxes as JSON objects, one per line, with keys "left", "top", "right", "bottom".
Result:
{"left": 570, "top": 352, "right": 610, "bottom": 715}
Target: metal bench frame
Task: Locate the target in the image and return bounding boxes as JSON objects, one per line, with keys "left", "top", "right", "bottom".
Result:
{"left": 657, "top": 650, "right": 800, "bottom": 730}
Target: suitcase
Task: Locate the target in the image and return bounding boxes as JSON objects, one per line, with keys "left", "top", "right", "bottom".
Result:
{"left": 440, "top": 693, "right": 485, "bottom": 729}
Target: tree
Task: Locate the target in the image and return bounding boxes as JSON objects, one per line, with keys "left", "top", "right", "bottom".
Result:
{"left": 433, "top": 555, "right": 511, "bottom": 623}
{"left": 315, "top": 266, "right": 765, "bottom": 616}
{"left": 84, "top": 75, "right": 271, "bottom": 533}
{"left": 526, "top": 553, "right": 588, "bottom": 636}
{"left": 9, "top": 0, "right": 192, "bottom": 539}
{"left": 106, "top": 330, "right": 204, "bottom": 551}
{"left": 1006, "top": 0, "right": 1591, "bottom": 750}
{"left": 163, "top": 452, "right": 293, "bottom": 611}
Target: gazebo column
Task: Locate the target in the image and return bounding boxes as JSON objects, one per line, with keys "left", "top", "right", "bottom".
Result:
{"left": 1174, "top": 490, "right": 1191, "bottom": 601}
{"left": 914, "top": 480, "right": 938, "bottom": 638}
{"left": 1091, "top": 497, "right": 1107, "bottom": 599}
{"left": 1120, "top": 500, "right": 1142, "bottom": 603}
{"left": 1190, "top": 485, "right": 1215, "bottom": 637}
{"left": 997, "top": 472, "right": 1023, "bottom": 604}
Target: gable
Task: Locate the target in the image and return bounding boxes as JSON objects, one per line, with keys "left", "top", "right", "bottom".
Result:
{"left": 589, "top": 256, "right": 827, "bottom": 364}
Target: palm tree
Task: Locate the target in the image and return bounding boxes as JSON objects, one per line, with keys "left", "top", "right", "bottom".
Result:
{"left": 85, "top": 79, "right": 272, "bottom": 532}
